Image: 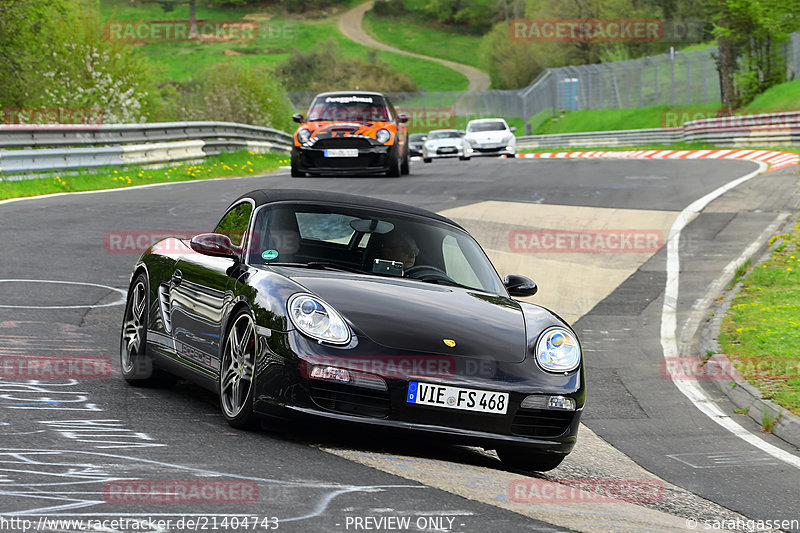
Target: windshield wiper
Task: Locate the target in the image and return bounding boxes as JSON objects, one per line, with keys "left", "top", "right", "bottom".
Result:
{"left": 265, "top": 262, "right": 364, "bottom": 274}
{"left": 416, "top": 277, "right": 473, "bottom": 290}
{"left": 306, "top": 262, "right": 364, "bottom": 274}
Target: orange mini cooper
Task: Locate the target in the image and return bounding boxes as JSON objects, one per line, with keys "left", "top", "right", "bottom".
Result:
{"left": 291, "top": 91, "right": 410, "bottom": 177}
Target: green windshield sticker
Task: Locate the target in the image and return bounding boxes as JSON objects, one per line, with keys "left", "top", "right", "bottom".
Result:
{"left": 262, "top": 250, "right": 279, "bottom": 260}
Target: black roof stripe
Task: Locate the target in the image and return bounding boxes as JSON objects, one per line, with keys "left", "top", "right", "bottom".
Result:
{"left": 231, "top": 189, "right": 463, "bottom": 230}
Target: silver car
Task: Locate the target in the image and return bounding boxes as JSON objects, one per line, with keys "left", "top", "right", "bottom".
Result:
{"left": 463, "top": 118, "right": 517, "bottom": 157}
{"left": 422, "top": 129, "right": 470, "bottom": 162}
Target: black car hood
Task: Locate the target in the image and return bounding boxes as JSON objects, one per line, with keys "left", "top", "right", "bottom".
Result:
{"left": 282, "top": 269, "right": 527, "bottom": 363}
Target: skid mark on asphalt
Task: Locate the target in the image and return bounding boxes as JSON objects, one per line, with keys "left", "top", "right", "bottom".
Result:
{"left": 0, "top": 448, "right": 423, "bottom": 523}
{"left": 439, "top": 202, "right": 678, "bottom": 324}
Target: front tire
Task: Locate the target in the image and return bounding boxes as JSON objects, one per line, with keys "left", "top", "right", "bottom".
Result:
{"left": 400, "top": 146, "right": 410, "bottom": 175}
{"left": 219, "top": 309, "right": 257, "bottom": 429}
{"left": 497, "top": 448, "right": 565, "bottom": 472}
{"left": 423, "top": 157, "right": 432, "bottom": 163}
{"left": 290, "top": 156, "right": 305, "bottom": 177}
{"left": 386, "top": 148, "right": 402, "bottom": 177}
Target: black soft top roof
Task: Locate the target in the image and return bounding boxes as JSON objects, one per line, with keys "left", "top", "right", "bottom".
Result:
{"left": 313, "top": 91, "right": 386, "bottom": 98}
{"left": 232, "top": 189, "right": 464, "bottom": 230}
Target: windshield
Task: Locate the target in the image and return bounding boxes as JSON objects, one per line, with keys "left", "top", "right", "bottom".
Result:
{"left": 409, "top": 134, "right": 427, "bottom": 142}
{"left": 467, "top": 121, "right": 507, "bottom": 132}
{"left": 248, "top": 203, "right": 504, "bottom": 294}
{"left": 307, "top": 95, "right": 390, "bottom": 122}
{"left": 428, "top": 131, "right": 461, "bottom": 139}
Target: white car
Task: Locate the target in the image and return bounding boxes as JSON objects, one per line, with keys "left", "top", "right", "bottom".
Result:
{"left": 422, "top": 129, "right": 470, "bottom": 162}
{"left": 463, "top": 118, "right": 517, "bottom": 157}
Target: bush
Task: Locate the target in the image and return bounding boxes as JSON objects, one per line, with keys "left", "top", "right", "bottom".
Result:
{"left": 276, "top": 40, "right": 418, "bottom": 93}
{"left": 1, "top": 0, "right": 160, "bottom": 122}
{"left": 373, "top": 0, "right": 407, "bottom": 17}
{"left": 175, "top": 62, "right": 294, "bottom": 132}
{"left": 478, "top": 22, "right": 555, "bottom": 89}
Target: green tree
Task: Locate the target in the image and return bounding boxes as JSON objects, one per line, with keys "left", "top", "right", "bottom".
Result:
{"left": 704, "top": 0, "right": 800, "bottom": 106}
{"left": 1, "top": 0, "right": 160, "bottom": 122}
{"left": 156, "top": 0, "right": 197, "bottom": 38}
{"left": 478, "top": 22, "right": 559, "bottom": 88}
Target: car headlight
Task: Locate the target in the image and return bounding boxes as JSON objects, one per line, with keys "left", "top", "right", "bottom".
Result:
{"left": 297, "top": 128, "right": 311, "bottom": 143}
{"left": 535, "top": 327, "right": 581, "bottom": 373}
{"left": 504, "top": 135, "right": 514, "bottom": 144}
{"left": 466, "top": 138, "right": 477, "bottom": 146}
{"left": 376, "top": 129, "right": 391, "bottom": 144}
{"left": 288, "top": 294, "right": 351, "bottom": 345}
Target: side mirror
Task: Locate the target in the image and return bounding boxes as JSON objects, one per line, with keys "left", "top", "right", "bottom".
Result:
{"left": 504, "top": 274, "right": 537, "bottom": 297}
{"left": 190, "top": 233, "right": 239, "bottom": 258}
{"left": 458, "top": 130, "right": 466, "bottom": 136}
{"left": 510, "top": 126, "right": 517, "bottom": 133}
{"left": 398, "top": 113, "right": 409, "bottom": 124}
{"left": 292, "top": 113, "right": 304, "bottom": 123}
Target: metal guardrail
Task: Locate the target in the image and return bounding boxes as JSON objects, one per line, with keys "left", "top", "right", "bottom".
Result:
{"left": 518, "top": 111, "right": 800, "bottom": 149}
{"left": 0, "top": 122, "right": 293, "bottom": 176}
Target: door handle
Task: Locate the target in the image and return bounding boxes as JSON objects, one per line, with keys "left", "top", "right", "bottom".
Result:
{"left": 172, "top": 269, "right": 183, "bottom": 286}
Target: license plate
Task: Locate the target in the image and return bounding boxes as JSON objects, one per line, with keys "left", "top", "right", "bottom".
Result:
{"left": 440, "top": 147, "right": 456, "bottom": 153}
{"left": 406, "top": 381, "right": 508, "bottom": 414}
{"left": 324, "top": 149, "right": 359, "bottom": 158}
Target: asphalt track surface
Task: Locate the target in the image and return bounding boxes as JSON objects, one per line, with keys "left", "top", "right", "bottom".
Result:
{"left": 1, "top": 157, "right": 799, "bottom": 533}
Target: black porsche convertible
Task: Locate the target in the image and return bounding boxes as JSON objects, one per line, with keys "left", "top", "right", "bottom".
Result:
{"left": 120, "top": 189, "right": 585, "bottom": 471}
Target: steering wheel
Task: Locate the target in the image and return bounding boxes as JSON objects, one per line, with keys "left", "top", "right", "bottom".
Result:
{"left": 404, "top": 265, "right": 457, "bottom": 283}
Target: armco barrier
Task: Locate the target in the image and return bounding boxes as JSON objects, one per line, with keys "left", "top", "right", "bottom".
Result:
{"left": 0, "top": 122, "right": 293, "bottom": 176}
{"left": 518, "top": 110, "right": 800, "bottom": 150}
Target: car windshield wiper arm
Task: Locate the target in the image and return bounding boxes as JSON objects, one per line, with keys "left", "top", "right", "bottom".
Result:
{"left": 265, "top": 261, "right": 364, "bottom": 274}
{"left": 306, "top": 262, "right": 364, "bottom": 274}
{"left": 416, "top": 277, "right": 473, "bottom": 290}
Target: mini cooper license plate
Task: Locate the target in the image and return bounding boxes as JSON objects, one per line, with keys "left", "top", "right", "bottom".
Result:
{"left": 406, "top": 381, "right": 508, "bottom": 414}
{"left": 324, "top": 149, "right": 359, "bottom": 158}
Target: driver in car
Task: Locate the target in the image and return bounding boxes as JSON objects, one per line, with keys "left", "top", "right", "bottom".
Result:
{"left": 379, "top": 231, "right": 419, "bottom": 273}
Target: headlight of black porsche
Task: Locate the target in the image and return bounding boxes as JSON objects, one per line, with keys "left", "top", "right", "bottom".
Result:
{"left": 288, "top": 293, "right": 351, "bottom": 345}
{"left": 534, "top": 327, "right": 581, "bottom": 373}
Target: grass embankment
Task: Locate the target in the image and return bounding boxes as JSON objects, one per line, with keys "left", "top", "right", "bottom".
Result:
{"left": 362, "top": 9, "right": 483, "bottom": 69}
{"left": 534, "top": 78, "right": 800, "bottom": 135}
{"left": 719, "top": 221, "right": 800, "bottom": 417}
{"left": 99, "top": 0, "right": 467, "bottom": 91}
{"left": 0, "top": 151, "right": 286, "bottom": 201}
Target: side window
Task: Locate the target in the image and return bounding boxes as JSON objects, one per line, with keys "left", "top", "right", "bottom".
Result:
{"left": 442, "top": 235, "right": 481, "bottom": 288}
{"left": 214, "top": 202, "right": 253, "bottom": 247}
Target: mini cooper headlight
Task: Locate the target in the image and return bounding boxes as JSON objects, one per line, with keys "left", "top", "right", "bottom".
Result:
{"left": 376, "top": 129, "right": 391, "bottom": 144}
{"left": 297, "top": 128, "right": 311, "bottom": 143}
{"left": 288, "top": 294, "right": 351, "bottom": 345}
{"left": 535, "top": 327, "right": 581, "bottom": 373}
